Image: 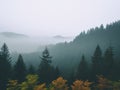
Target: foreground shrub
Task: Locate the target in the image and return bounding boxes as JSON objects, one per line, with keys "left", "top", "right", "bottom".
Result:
{"left": 20, "top": 74, "right": 38, "bottom": 90}
{"left": 7, "top": 80, "right": 20, "bottom": 90}
{"left": 71, "top": 80, "right": 92, "bottom": 90}
{"left": 94, "top": 75, "right": 112, "bottom": 90}
{"left": 34, "top": 83, "right": 46, "bottom": 90}
{"left": 51, "top": 77, "right": 68, "bottom": 90}
{"left": 7, "top": 75, "right": 120, "bottom": 90}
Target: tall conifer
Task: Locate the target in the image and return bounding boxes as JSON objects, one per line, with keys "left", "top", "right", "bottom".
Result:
{"left": 0, "top": 43, "right": 12, "bottom": 90}
{"left": 13, "top": 54, "right": 26, "bottom": 83}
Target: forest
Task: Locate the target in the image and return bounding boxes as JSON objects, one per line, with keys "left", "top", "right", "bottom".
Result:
{"left": 0, "top": 20, "right": 120, "bottom": 90}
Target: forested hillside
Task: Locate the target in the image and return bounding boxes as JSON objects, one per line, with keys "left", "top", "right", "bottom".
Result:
{"left": 16, "top": 20, "right": 120, "bottom": 78}
{"left": 1, "top": 20, "right": 120, "bottom": 90}
{"left": 49, "top": 20, "right": 120, "bottom": 77}
{"left": 12, "top": 20, "right": 120, "bottom": 80}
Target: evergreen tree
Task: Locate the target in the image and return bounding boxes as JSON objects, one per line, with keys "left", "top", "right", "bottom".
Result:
{"left": 68, "top": 71, "right": 75, "bottom": 86}
{"left": 116, "top": 61, "right": 120, "bottom": 80}
{"left": 28, "top": 64, "right": 36, "bottom": 74}
{"left": 54, "top": 66, "right": 60, "bottom": 79}
{"left": 38, "top": 47, "right": 54, "bottom": 84}
{"left": 13, "top": 54, "right": 27, "bottom": 83}
{"left": 0, "top": 43, "right": 12, "bottom": 90}
{"left": 100, "top": 24, "right": 104, "bottom": 30}
{"left": 76, "top": 55, "right": 89, "bottom": 80}
{"left": 103, "top": 46, "right": 114, "bottom": 78}
{"left": 111, "top": 61, "right": 119, "bottom": 80}
{"left": 91, "top": 45, "right": 103, "bottom": 81}
{"left": 51, "top": 66, "right": 60, "bottom": 82}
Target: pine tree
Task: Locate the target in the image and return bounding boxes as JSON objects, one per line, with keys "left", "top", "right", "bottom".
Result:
{"left": 116, "top": 61, "right": 120, "bottom": 80}
{"left": 54, "top": 66, "right": 60, "bottom": 79}
{"left": 28, "top": 64, "right": 36, "bottom": 74}
{"left": 91, "top": 45, "right": 103, "bottom": 81}
{"left": 13, "top": 54, "right": 27, "bottom": 83}
{"left": 38, "top": 47, "right": 53, "bottom": 84}
{"left": 0, "top": 43, "right": 12, "bottom": 90}
{"left": 103, "top": 46, "right": 114, "bottom": 79}
{"left": 76, "top": 55, "right": 89, "bottom": 80}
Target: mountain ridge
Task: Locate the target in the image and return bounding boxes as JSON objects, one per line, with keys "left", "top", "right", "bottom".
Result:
{"left": 0, "top": 32, "right": 29, "bottom": 38}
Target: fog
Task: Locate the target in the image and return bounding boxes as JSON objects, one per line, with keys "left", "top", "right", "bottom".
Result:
{"left": 0, "top": 35, "right": 73, "bottom": 53}
{"left": 0, "top": 0, "right": 120, "bottom": 37}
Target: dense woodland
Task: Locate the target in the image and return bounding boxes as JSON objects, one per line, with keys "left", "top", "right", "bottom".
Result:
{"left": 20, "top": 20, "right": 120, "bottom": 78}
{"left": 0, "top": 20, "right": 120, "bottom": 90}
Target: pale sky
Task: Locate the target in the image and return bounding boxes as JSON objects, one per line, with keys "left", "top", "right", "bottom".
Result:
{"left": 0, "top": 0, "right": 120, "bottom": 37}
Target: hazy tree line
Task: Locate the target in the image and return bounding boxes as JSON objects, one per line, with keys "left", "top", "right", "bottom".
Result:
{"left": 0, "top": 43, "right": 60, "bottom": 90}
{"left": 0, "top": 42, "right": 120, "bottom": 90}
{"left": 47, "top": 20, "right": 120, "bottom": 78}
{"left": 75, "top": 45, "right": 120, "bottom": 81}
{"left": 0, "top": 20, "right": 120, "bottom": 90}
{"left": 11, "top": 20, "right": 120, "bottom": 80}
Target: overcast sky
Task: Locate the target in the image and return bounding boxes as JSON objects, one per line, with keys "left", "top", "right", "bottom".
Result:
{"left": 0, "top": 0, "right": 120, "bottom": 37}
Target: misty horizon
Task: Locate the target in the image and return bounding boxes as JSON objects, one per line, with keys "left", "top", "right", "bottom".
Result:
{"left": 0, "top": 19, "right": 120, "bottom": 53}
{"left": 0, "top": 1, "right": 120, "bottom": 90}
{"left": 0, "top": 0, "right": 120, "bottom": 37}
{"left": 0, "top": 32, "right": 74, "bottom": 53}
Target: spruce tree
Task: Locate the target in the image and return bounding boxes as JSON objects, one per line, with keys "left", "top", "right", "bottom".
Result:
{"left": 116, "top": 61, "right": 120, "bottom": 80}
{"left": 0, "top": 43, "right": 12, "bottom": 90}
{"left": 91, "top": 45, "right": 103, "bottom": 81}
{"left": 103, "top": 46, "right": 114, "bottom": 78}
{"left": 38, "top": 47, "right": 54, "bottom": 84}
{"left": 28, "top": 64, "right": 36, "bottom": 74}
{"left": 76, "top": 55, "right": 89, "bottom": 80}
{"left": 54, "top": 66, "right": 60, "bottom": 79}
{"left": 13, "top": 54, "right": 26, "bottom": 83}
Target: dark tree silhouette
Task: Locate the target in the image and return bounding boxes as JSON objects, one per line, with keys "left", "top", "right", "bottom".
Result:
{"left": 13, "top": 54, "right": 27, "bottom": 83}
{"left": 28, "top": 64, "right": 36, "bottom": 74}
{"left": 76, "top": 55, "right": 89, "bottom": 80}
{"left": 54, "top": 66, "right": 60, "bottom": 79}
{"left": 0, "top": 43, "right": 12, "bottom": 90}
{"left": 116, "top": 61, "right": 120, "bottom": 80}
{"left": 103, "top": 46, "right": 114, "bottom": 79}
{"left": 91, "top": 45, "right": 103, "bottom": 81}
{"left": 38, "top": 47, "right": 54, "bottom": 84}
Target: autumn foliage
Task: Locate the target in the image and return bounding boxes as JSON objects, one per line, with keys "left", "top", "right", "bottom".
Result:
{"left": 51, "top": 77, "right": 68, "bottom": 90}
{"left": 71, "top": 80, "right": 92, "bottom": 90}
{"left": 7, "top": 74, "right": 120, "bottom": 90}
{"left": 95, "top": 75, "right": 112, "bottom": 90}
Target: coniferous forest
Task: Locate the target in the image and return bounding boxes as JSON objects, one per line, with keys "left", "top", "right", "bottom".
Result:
{"left": 0, "top": 21, "right": 120, "bottom": 90}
